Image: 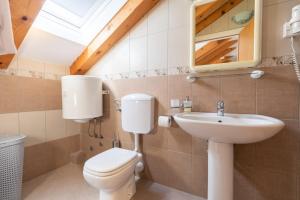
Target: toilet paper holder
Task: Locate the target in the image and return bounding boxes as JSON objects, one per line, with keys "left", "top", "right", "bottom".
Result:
{"left": 158, "top": 115, "right": 172, "bottom": 128}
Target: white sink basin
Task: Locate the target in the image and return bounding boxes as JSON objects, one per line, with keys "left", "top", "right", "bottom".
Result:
{"left": 173, "top": 112, "right": 285, "bottom": 200}
{"left": 173, "top": 112, "right": 285, "bottom": 144}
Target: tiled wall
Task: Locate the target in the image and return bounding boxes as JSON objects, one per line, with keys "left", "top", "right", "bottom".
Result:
{"left": 87, "top": 0, "right": 297, "bottom": 80}
{"left": 0, "top": 57, "right": 81, "bottom": 181}
{"left": 83, "top": 66, "right": 300, "bottom": 200}
{"left": 82, "top": 0, "right": 300, "bottom": 200}
{"left": 1, "top": 56, "right": 69, "bottom": 80}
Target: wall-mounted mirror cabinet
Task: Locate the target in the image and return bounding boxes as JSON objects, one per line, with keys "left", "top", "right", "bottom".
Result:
{"left": 190, "top": 0, "right": 262, "bottom": 72}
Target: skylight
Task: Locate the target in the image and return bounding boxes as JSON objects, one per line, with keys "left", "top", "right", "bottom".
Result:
{"left": 33, "top": 0, "right": 127, "bottom": 45}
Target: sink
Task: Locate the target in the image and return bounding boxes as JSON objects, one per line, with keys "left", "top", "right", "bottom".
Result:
{"left": 173, "top": 112, "right": 284, "bottom": 200}
{"left": 173, "top": 112, "right": 284, "bottom": 144}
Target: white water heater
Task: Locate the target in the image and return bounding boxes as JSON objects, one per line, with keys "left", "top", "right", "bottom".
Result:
{"left": 61, "top": 75, "right": 103, "bottom": 123}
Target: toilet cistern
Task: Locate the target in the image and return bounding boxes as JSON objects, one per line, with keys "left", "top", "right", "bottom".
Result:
{"left": 121, "top": 93, "right": 155, "bottom": 179}
{"left": 82, "top": 93, "right": 154, "bottom": 200}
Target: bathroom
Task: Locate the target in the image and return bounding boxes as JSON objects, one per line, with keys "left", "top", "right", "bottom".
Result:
{"left": 0, "top": 0, "right": 299, "bottom": 200}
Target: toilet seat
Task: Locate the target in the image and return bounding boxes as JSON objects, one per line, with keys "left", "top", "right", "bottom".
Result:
{"left": 84, "top": 148, "right": 138, "bottom": 177}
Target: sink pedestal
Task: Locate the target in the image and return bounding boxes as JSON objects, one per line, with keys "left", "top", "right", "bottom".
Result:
{"left": 208, "top": 141, "right": 233, "bottom": 200}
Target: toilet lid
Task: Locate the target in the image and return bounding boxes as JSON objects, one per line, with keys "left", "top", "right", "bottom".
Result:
{"left": 84, "top": 148, "right": 137, "bottom": 173}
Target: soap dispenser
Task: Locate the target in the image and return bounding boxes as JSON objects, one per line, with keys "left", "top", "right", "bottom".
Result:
{"left": 183, "top": 96, "right": 192, "bottom": 112}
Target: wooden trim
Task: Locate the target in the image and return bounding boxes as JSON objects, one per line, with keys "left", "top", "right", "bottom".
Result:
{"left": 70, "top": 0, "right": 159, "bottom": 75}
{"left": 195, "top": 0, "right": 227, "bottom": 24}
{"left": 0, "top": 0, "right": 46, "bottom": 69}
{"left": 195, "top": 38, "right": 229, "bottom": 61}
{"left": 195, "top": 27, "right": 243, "bottom": 42}
{"left": 238, "top": 19, "right": 254, "bottom": 61}
{"left": 196, "top": 39, "right": 237, "bottom": 65}
{"left": 196, "top": 0, "right": 242, "bottom": 34}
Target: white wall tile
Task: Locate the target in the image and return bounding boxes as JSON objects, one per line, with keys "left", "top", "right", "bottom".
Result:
{"left": 167, "top": 26, "right": 189, "bottom": 68}
{"left": 45, "top": 63, "right": 66, "bottom": 80}
{"left": 0, "top": 113, "right": 19, "bottom": 137}
{"left": 130, "top": 36, "right": 148, "bottom": 71}
{"left": 112, "top": 35, "right": 130, "bottom": 73}
{"left": 129, "top": 16, "right": 148, "bottom": 39}
{"left": 168, "top": 0, "right": 191, "bottom": 29}
{"left": 19, "top": 111, "right": 46, "bottom": 146}
{"left": 148, "top": 31, "right": 168, "bottom": 70}
{"left": 45, "top": 110, "right": 66, "bottom": 141}
{"left": 148, "top": 0, "right": 169, "bottom": 34}
{"left": 66, "top": 120, "right": 81, "bottom": 136}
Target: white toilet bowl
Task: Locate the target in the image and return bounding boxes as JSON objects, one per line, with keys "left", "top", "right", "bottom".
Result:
{"left": 83, "top": 148, "right": 138, "bottom": 200}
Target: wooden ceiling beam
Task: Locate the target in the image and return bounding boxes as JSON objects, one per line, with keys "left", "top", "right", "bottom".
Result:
{"left": 70, "top": 0, "right": 159, "bottom": 75}
{"left": 195, "top": 0, "right": 227, "bottom": 24}
{"left": 0, "top": 0, "right": 46, "bottom": 69}
{"left": 196, "top": 0, "right": 242, "bottom": 34}
{"left": 195, "top": 38, "right": 230, "bottom": 61}
{"left": 196, "top": 39, "right": 237, "bottom": 65}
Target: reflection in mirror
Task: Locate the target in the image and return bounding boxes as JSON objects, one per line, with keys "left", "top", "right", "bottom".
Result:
{"left": 191, "top": 0, "right": 260, "bottom": 71}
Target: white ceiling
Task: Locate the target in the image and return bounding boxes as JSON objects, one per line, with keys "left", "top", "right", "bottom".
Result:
{"left": 33, "top": 0, "right": 127, "bottom": 45}
{"left": 17, "top": 0, "right": 128, "bottom": 67}
{"left": 17, "top": 27, "right": 85, "bottom": 66}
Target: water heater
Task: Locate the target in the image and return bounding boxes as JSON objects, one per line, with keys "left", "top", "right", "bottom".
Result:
{"left": 61, "top": 75, "right": 103, "bottom": 123}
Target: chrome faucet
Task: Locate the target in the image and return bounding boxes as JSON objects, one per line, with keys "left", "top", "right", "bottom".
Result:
{"left": 217, "top": 100, "right": 225, "bottom": 116}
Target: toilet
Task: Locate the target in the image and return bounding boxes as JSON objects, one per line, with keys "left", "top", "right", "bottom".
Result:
{"left": 83, "top": 93, "right": 154, "bottom": 200}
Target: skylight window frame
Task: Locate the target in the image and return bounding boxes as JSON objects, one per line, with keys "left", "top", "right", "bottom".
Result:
{"left": 33, "top": 0, "right": 128, "bottom": 45}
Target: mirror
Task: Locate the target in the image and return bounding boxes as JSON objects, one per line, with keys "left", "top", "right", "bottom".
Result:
{"left": 190, "top": 0, "right": 262, "bottom": 72}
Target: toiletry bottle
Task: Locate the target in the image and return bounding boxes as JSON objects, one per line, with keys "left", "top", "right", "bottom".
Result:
{"left": 183, "top": 96, "right": 192, "bottom": 112}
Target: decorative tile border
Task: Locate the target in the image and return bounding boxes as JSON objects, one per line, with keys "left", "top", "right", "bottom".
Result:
{"left": 1, "top": 55, "right": 293, "bottom": 81}
{"left": 0, "top": 68, "right": 66, "bottom": 80}
{"left": 99, "top": 55, "right": 294, "bottom": 81}
{"left": 258, "top": 55, "right": 294, "bottom": 68}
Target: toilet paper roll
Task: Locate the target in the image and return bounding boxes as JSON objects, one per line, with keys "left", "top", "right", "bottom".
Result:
{"left": 158, "top": 116, "right": 172, "bottom": 128}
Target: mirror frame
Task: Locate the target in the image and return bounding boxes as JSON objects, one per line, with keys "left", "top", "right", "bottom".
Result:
{"left": 190, "top": 0, "right": 263, "bottom": 72}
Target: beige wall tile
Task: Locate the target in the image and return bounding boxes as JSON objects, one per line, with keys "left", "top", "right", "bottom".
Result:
{"left": 257, "top": 66, "right": 299, "bottom": 119}
{"left": 0, "top": 76, "right": 62, "bottom": 113}
{"left": 44, "top": 80, "right": 62, "bottom": 110}
{"left": 66, "top": 120, "right": 81, "bottom": 136}
{"left": 168, "top": 75, "right": 191, "bottom": 102}
{"left": 0, "top": 113, "right": 19, "bottom": 136}
{"left": 45, "top": 110, "right": 66, "bottom": 141}
{"left": 192, "top": 137, "right": 208, "bottom": 157}
{"left": 167, "top": 127, "right": 192, "bottom": 154}
{"left": 18, "top": 77, "right": 46, "bottom": 112}
{"left": 254, "top": 120, "right": 299, "bottom": 173}
{"left": 234, "top": 143, "right": 256, "bottom": 168}
{"left": 254, "top": 169, "right": 298, "bottom": 200}
{"left": 220, "top": 75, "right": 256, "bottom": 114}
{"left": 191, "top": 155, "right": 208, "bottom": 198}
{"left": 23, "top": 135, "right": 80, "bottom": 181}
{"left": 143, "top": 146, "right": 170, "bottom": 186}
{"left": 143, "top": 127, "right": 168, "bottom": 150}
{"left": 234, "top": 166, "right": 257, "bottom": 200}
{"left": 19, "top": 111, "right": 46, "bottom": 146}
{"left": 191, "top": 77, "right": 220, "bottom": 112}
{"left": 0, "top": 75, "right": 20, "bottom": 113}
{"left": 23, "top": 142, "right": 53, "bottom": 181}
{"left": 167, "top": 150, "right": 193, "bottom": 193}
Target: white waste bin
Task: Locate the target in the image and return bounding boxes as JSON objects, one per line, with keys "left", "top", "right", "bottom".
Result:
{"left": 0, "top": 135, "right": 26, "bottom": 200}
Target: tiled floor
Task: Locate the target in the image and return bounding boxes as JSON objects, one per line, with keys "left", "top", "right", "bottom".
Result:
{"left": 22, "top": 164, "right": 205, "bottom": 200}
